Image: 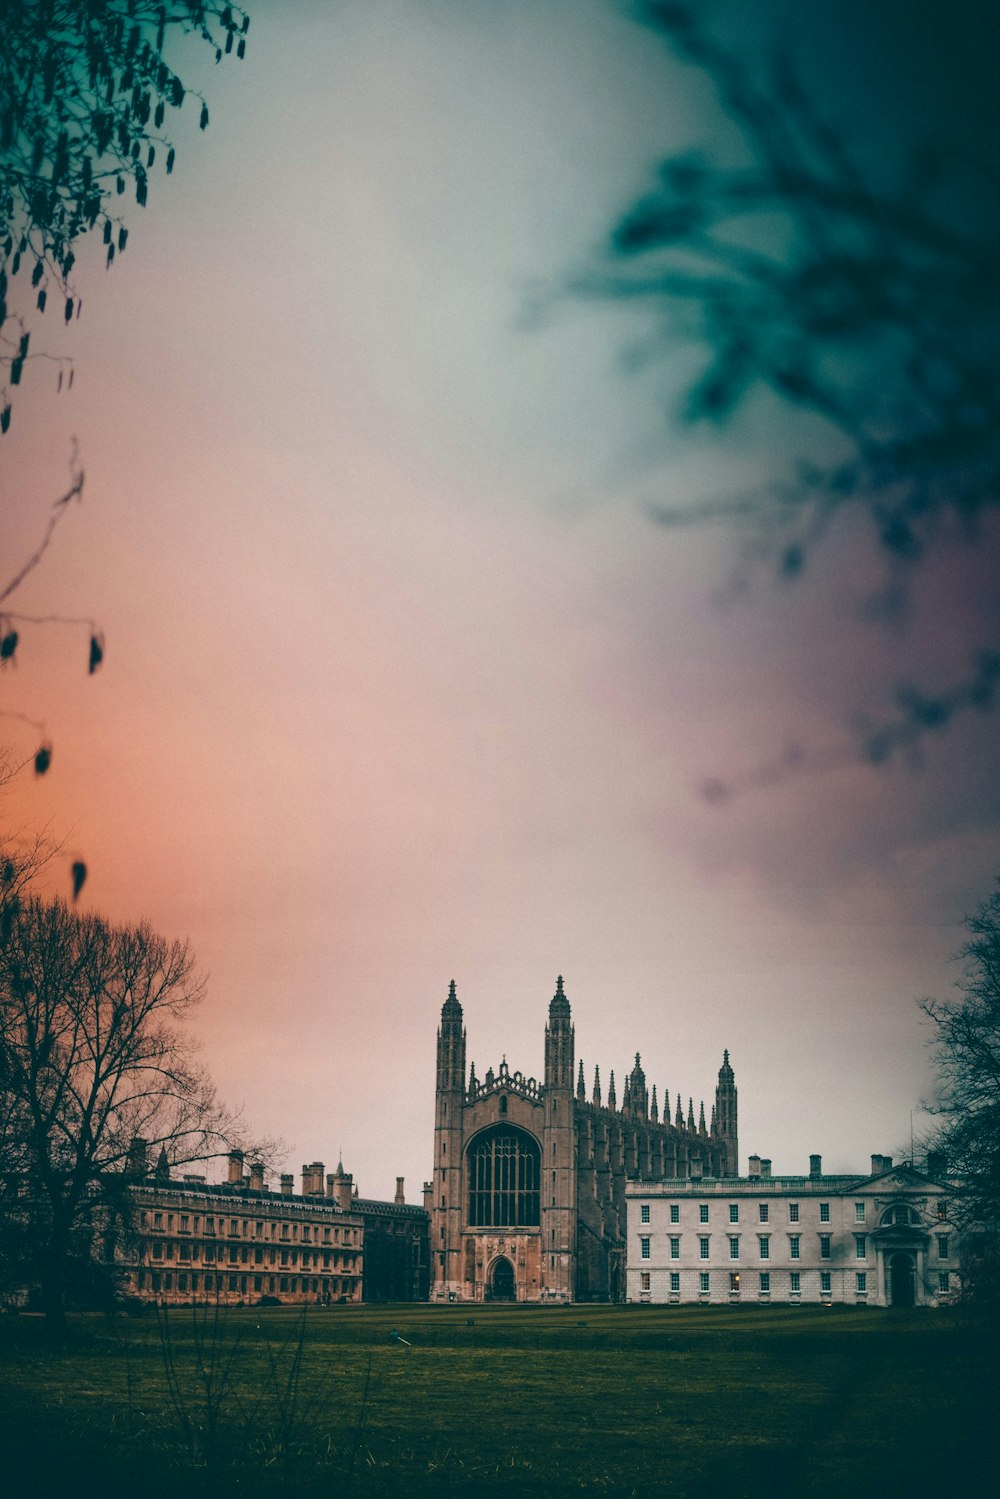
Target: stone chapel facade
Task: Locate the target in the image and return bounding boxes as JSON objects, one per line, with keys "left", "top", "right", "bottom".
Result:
{"left": 430, "top": 977, "right": 738, "bottom": 1303}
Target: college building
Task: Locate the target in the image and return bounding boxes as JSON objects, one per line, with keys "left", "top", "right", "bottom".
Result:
{"left": 625, "top": 1152, "right": 961, "bottom": 1308}
{"left": 120, "top": 1144, "right": 428, "bottom": 1306}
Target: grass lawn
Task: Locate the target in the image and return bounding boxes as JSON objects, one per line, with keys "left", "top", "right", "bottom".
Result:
{"left": 0, "top": 1302, "right": 993, "bottom": 1496}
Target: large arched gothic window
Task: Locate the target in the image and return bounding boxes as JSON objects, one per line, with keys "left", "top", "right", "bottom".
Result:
{"left": 467, "top": 1125, "right": 540, "bottom": 1227}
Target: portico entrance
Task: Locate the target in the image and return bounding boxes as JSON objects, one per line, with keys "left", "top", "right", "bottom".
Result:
{"left": 489, "top": 1255, "right": 516, "bottom": 1301}
{"left": 889, "top": 1252, "right": 915, "bottom": 1307}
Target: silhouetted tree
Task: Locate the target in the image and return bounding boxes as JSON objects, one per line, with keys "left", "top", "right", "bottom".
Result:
{"left": 924, "top": 885, "right": 1000, "bottom": 1233}
{"left": 582, "top": 3, "right": 1000, "bottom": 783}
{"left": 0, "top": 854, "right": 270, "bottom": 1326}
{"left": 1, "top": 0, "right": 251, "bottom": 428}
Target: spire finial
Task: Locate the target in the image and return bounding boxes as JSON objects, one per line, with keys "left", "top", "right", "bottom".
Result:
{"left": 442, "top": 979, "right": 462, "bottom": 1018}
{"left": 549, "top": 973, "right": 571, "bottom": 1018}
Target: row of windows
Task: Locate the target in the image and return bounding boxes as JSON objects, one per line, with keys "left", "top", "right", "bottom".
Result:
{"left": 146, "top": 1240, "right": 360, "bottom": 1268}
{"left": 133, "top": 1270, "right": 359, "bottom": 1295}
{"left": 639, "top": 1234, "right": 883, "bottom": 1261}
{"left": 638, "top": 1269, "right": 953, "bottom": 1296}
{"left": 638, "top": 1270, "right": 873, "bottom": 1294}
{"left": 146, "top": 1211, "right": 358, "bottom": 1244}
{"left": 641, "top": 1202, "right": 946, "bottom": 1226}
{"left": 639, "top": 1200, "right": 949, "bottom": 1226}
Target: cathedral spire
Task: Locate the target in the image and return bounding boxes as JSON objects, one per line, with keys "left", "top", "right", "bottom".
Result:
{"left": 436, "top": 979, "right": 466, "bottom": 1094}
{"left": 699, "top": 1100, "right": 707, "bottom": 1136}
{"left": 650, "top": 1084, "right": 659, "bottom": 1124}
{"left": 592, "top": 1065, "right": 602, "bottom": 1108}
{"left": 545, "top": 974, "right": 574, "bottom": 1090}
{"left": 628, "top": 1052, "right": 648, "bottom": 1118}
{"left": 687, "top": 1097, "right": 696, "bottom": 1131}
{"left": 675, "top": 1094, "right": 684, "bottom": 1129}
{"left": 608, "top": 1070, "right": 617, "bottom": 1112}
{"left": 577, "top": 1059, "right": 586, "bottom": 1102}
{"left": 714, "top": 1047, "right": 738, "bottom": 1175}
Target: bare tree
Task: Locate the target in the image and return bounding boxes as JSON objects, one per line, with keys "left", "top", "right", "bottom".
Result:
{"left": 923, "top": 884, "right": 1000, "bottom": 1226}
{"left": 577, "top": 2, "right": 1000, "bottom": 784}
{"left": 0, "top": 857, "right": 271, "bottom": 1327}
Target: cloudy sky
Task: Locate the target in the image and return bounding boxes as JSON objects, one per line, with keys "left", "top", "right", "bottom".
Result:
{"left": 4, "top": 0, "right": 998, "bottom": 1199}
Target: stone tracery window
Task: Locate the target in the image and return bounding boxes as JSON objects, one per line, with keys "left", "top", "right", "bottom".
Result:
{"left": 467, "top": 1125, "right": 540, "bottom": 1227}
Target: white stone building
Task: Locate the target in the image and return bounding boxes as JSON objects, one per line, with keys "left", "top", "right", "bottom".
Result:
{"left": 626, "top": 1153, "right": 961, "bottom": 1308}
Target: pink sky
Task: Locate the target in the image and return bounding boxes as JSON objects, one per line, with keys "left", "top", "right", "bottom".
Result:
{"left": 3, "top": 0, "right": 998, "bottom": 1199}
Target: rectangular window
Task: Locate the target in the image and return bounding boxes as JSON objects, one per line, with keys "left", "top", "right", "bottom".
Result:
{"left": 855, "top": 1235, "right": 867, "bottom": 1259}
{"left": 819, "top": 1203, "right": 830, "bottom": 1222}
{"left": 819, "top": 1235, "right": 831, "bottom": 1260}
{"left": 729, "top": 1236, "right": 740, "bottom": 1260}
{"left": 937, "top": 1272, "right": 949, "bottom": 1293}
{"left": 759, "top": 1272, "right": 770, "bottom": 1293}
{"left": 699, "top": 1236, "right": 710, "bottom": 1260}
{"left": 640, "top": 1203, "right": 650, "bottom": 1224}
{"left": 153, "top": 1212, "right": 163, "bottom": 1230}
{"left": 670, "top": 1272, "right": 680, "bottom": 1292}
{"left": 856, "top": 1272, "right": 867, "bottom": 1293}
{"left": 855, "top": 1202, "right": 866, "bottom": 1222}
{"left": 789, "top": 1203, "right": 799, "bottom": 1223}
{"left": 820, "top": 1271, "right": 831, "bottom": 1294}
{"left": 205, "top": 1216, "right": 214, "bottom": 1234}
{"left": 670, "top": 1204, "right": 680, "bottom": 1224}
{"left": 790, "top": 1235, "right": 801, "bottom": 1260}
{"left": 640, "top": 1236, "right": 651, "bottom": 1260}
{"left": 729, "top": 1203, "right": 739, "bottom": 1223}
{"left": 670, "top": 1237, "right": 680, "bottom": 1260}
{"left": 699, "top": 1271, "right": 710, "bottom": 1293}
{"left": 699, "top": 1204, "right": 709, "bottom": 1224}
{"left": 179, "top": 1214, "right": 189, "bottom": 1232}
{"left": 640, "top": 1271, "right": 651, "bottom": 1291}
{"left": 758, "top": 1203, "right": 769, "bottom": 1223}
{"left": 790, "top": 1271, "right": 800, "bottom": 1293}
{"left": 936, "top": 1200, "right": 948, "bottom": 1221}
{"left": 729, "top": 1271, "right": 740, "bottom": 1293}
{"left": 937, "top": 1234, "right": 949, "bottom": 1259}
{"left": 758, "top": 1236, "right": 770, "bottom": 1260}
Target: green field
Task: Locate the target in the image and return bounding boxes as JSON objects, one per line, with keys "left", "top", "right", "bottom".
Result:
{"left": 0, "top": 1302, "right": 993, "bottom": 1496}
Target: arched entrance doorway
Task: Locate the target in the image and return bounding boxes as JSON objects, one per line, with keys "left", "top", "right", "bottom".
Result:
{"left": 489, "top": 1256, "right": 516, "bottom": 1301}
{"left": 890, "top": 1253, "right": 915, "bottom": 1307}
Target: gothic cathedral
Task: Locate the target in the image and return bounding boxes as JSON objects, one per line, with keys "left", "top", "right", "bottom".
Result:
{"left": 431, "top": 977, "right": 738, "bottom": 1302}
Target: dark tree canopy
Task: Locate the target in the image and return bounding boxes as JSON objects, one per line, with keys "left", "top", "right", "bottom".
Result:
{"left": 580, "top": 3, "right": 1000, "bottom": 781}
{"left": 0, "top": 0, "right": 251, "bottom": 430}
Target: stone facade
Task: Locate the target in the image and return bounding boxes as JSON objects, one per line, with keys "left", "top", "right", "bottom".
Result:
{"left": 430, "top": 977, "right": 738, "bottom": 1303}
{"left": 120, "top": 1148, "right": 428, "bottom": 1306}
{"left": 625, "top": 1154, "right": 962, "bottom": 1307}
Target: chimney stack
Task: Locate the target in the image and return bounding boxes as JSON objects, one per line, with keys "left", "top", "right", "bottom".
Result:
{"left": 809, "top": 1154, "right": 822, "bottom": 1179}
{"left": 748, "top": 1154, "right": 761, "bottom": 1179}
{"left": 280, "top": 1173, "right": 294, "bottom": 1197}
{"left": 422, "top": 1180, "right": 433, "bottom": 1212}
{"left": 249, "top": 1161, "right": 265, "bottom": 1193}
{"left": 227, "top": 1150, "right": 244, "bottom": 1186}
{"left": 394, "top": 1177, "right": 405, "bottom": 1205}
{"left": 760, "top": 1158, "right": 772, "bottom": 1179}
{"left": 302, "top": 1161, "right": 325, "bottom": 1195}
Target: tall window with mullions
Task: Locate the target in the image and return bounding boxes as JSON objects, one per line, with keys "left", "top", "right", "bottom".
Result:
{"left": 467, "top": 1126, "right": 541, "bottom": 1226}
